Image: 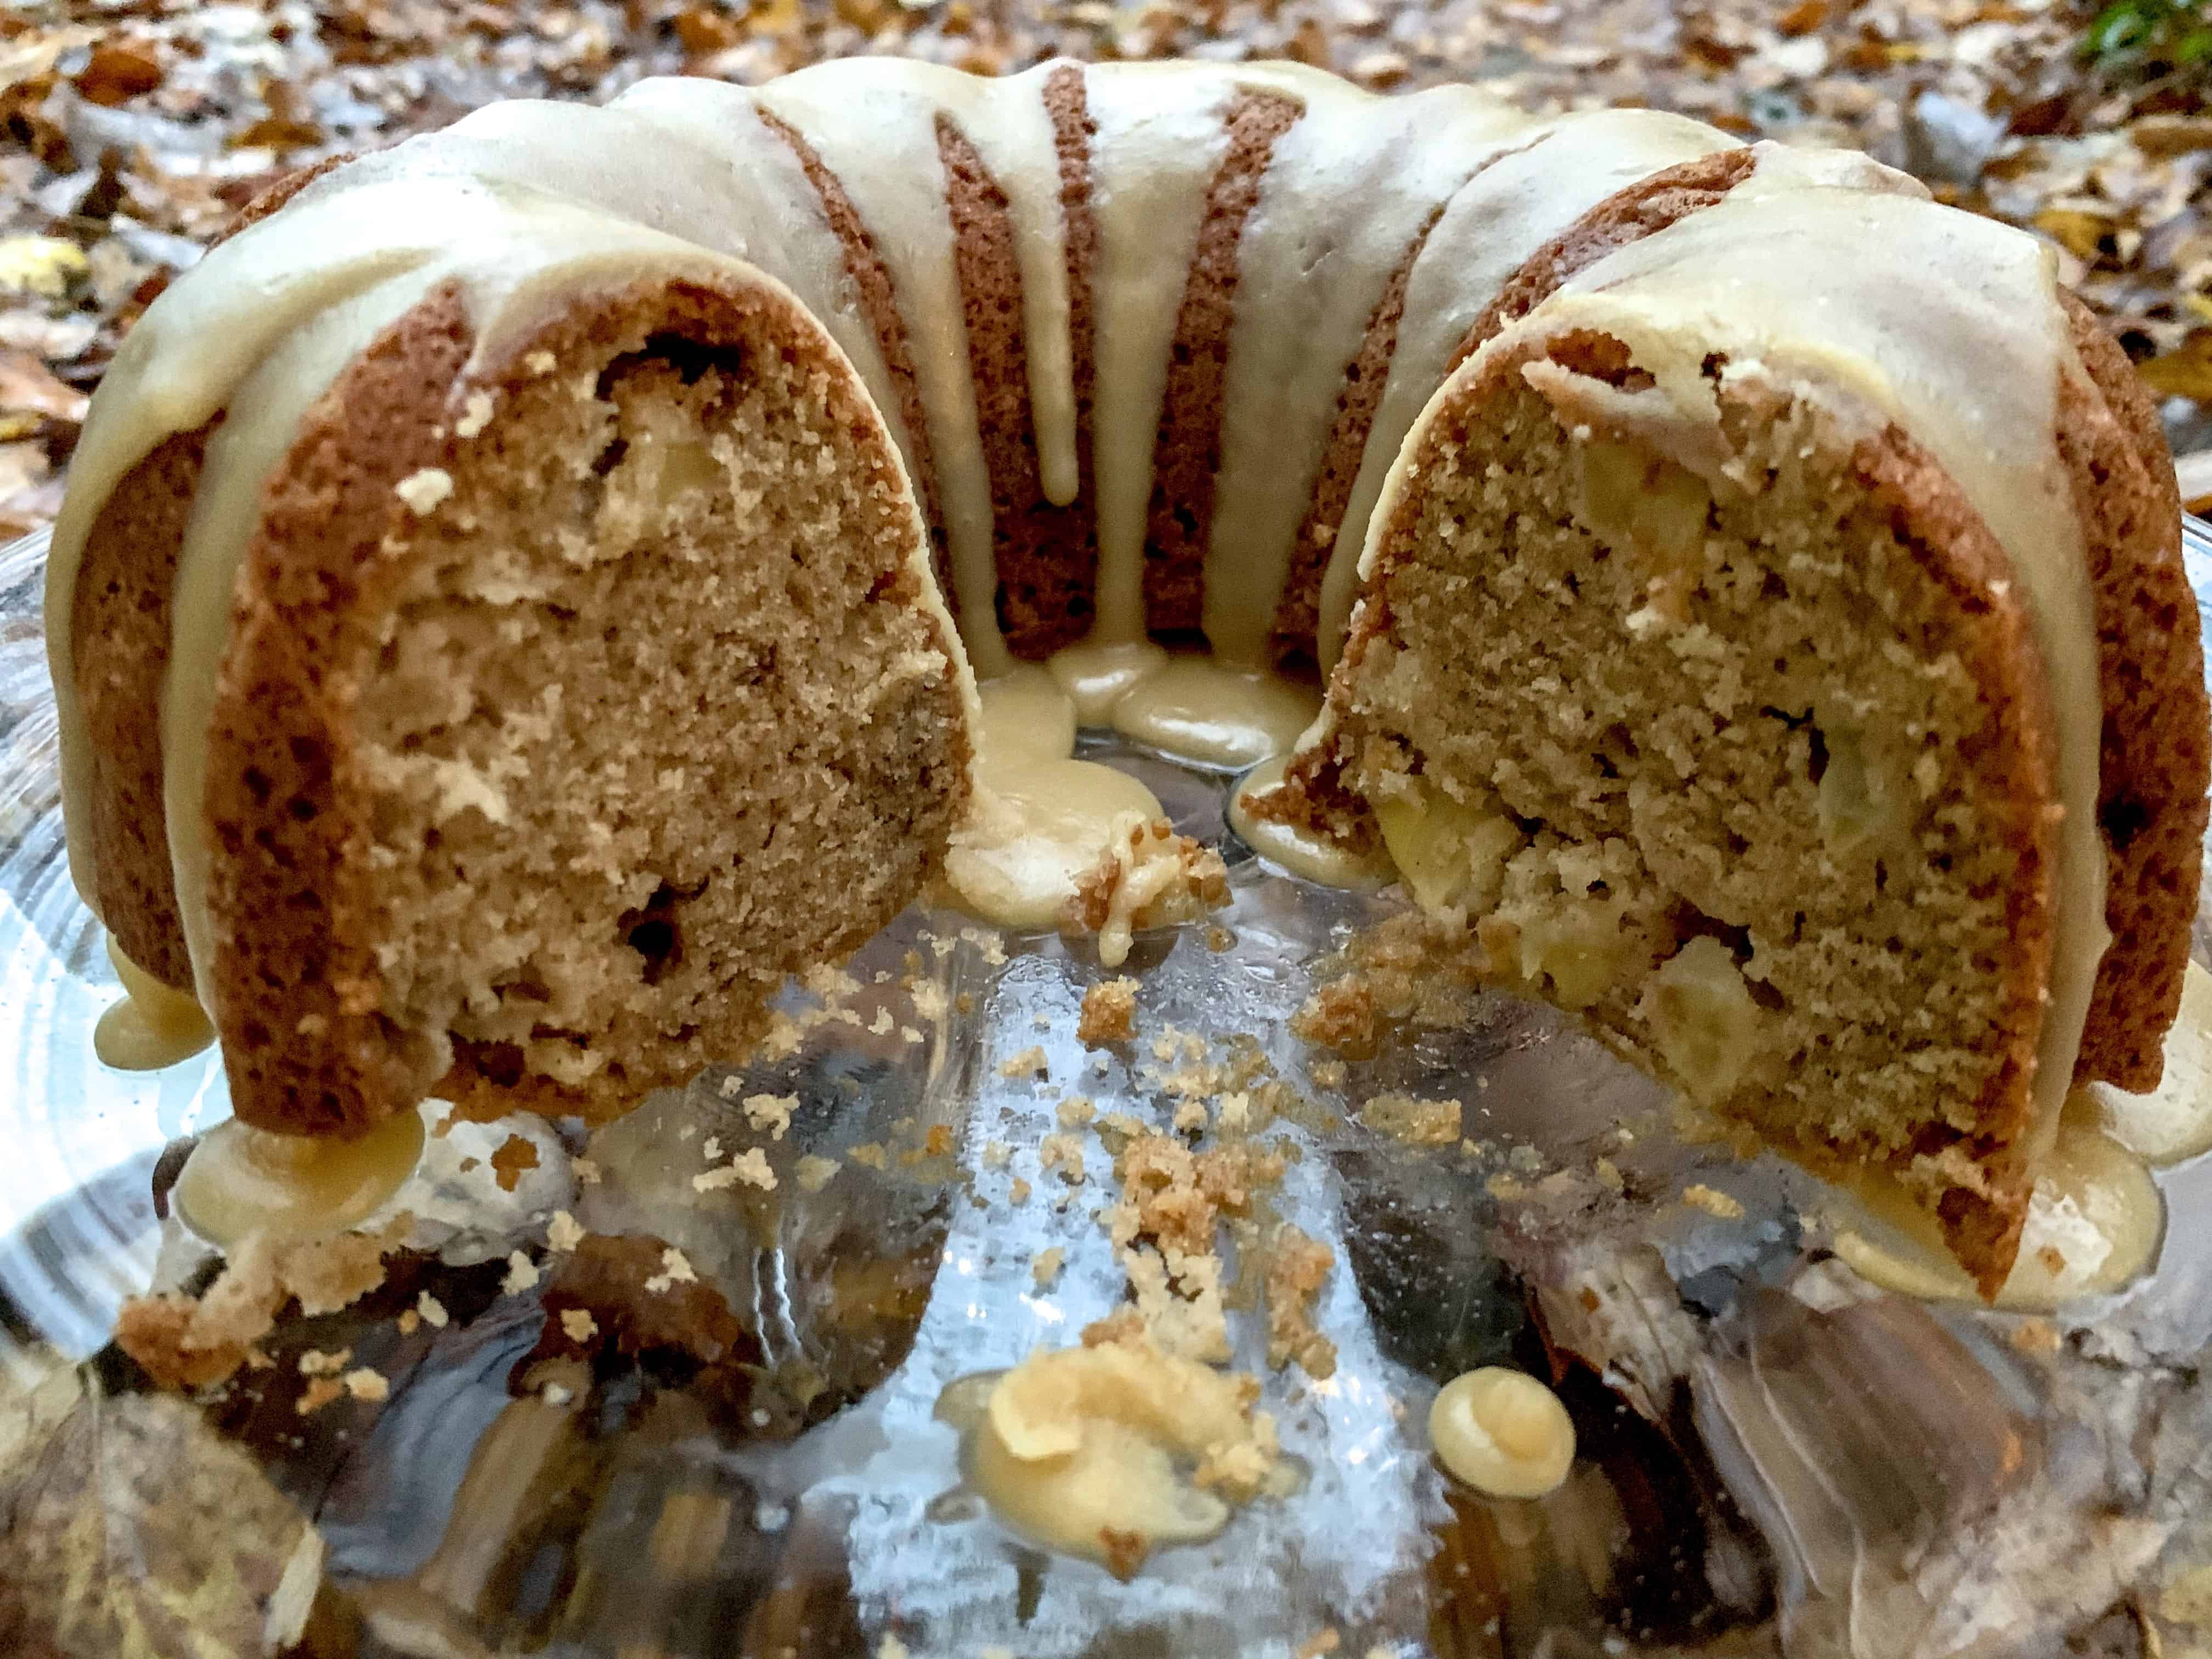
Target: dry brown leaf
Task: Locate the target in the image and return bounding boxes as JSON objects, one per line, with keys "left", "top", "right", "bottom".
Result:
{"left": 72, "top": 42, "right": 164, "bottom": 108}
{"left": 0, "top": 349, "right": 88, "bottom": 425}
{"left": 1776, "top": 0, "right": 1828, "bottom": 37}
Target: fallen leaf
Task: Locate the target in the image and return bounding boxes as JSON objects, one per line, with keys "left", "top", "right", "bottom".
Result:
{"left": 2035, "top": 206, "right": 2118, "bottom": 261}
{"left": 0, "top": 236, "right": 87, "bottom": 299}
{"left": 72, "top": 41, "right": 165, "bottom": 108}
{"left": 1776, "top": 0, "right": 1828, "bottom": 37}
{"left": 0, "top": 350, "right": 88, "bottom": 425}
{"left": 2138, "top": 332, "right": 2212, "bottom": 400}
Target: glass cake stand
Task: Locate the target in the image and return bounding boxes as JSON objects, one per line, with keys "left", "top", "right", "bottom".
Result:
{"left": 3, "top": 517, "right": 2211, "bottom": 1659}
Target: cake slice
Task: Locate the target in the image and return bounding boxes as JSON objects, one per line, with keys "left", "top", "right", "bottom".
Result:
{"left": 55, "top": 187, "right": 975, "bottom": 1137}
{"left": 1260, "top": 179, "right": 2204, "bottom": 1295}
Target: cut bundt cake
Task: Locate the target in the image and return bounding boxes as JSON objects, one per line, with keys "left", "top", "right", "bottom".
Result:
{"left": 53, "top": 190, "right": 974, "bottom": 1136}
{"left": 1257, "top": 162, "right": 2205, "bottom": 1292}
{"left": 45, "top": 58, "right": 2202, "bottom": 1295}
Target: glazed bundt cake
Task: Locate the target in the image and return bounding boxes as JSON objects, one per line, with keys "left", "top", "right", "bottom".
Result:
{"left": 46, "top": 58, "right": 2202, "bottom": 1293}
{"left": 1255, "top": 163, "right": 2205, "bottom": 1291}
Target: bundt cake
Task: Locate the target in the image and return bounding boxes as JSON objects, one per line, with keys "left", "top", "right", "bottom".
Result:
{"left": 44, "top": 58, "right": 2202, "bottom": 1293}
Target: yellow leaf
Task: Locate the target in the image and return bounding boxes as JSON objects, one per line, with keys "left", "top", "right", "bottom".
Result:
{"left": 2138, "top": 335, "right": 2212, "bottom": 401}
{"left": 0, "top": 236, "right": 88, "bottom": 299}
{"left": 2034, "top": 208, "right": 2115, "bottom": 262}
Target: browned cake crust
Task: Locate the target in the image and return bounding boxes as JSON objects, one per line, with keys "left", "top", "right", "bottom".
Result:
{"left": 936, "top": 75, "right": 1101, "bottom": 659}
{"left": 68, "top": 425, "right": 217, "bottom": 990}
{"left": 1820, "top": 410, "right": 2055, "bottom": 1288}
{"left": 1454, "top": 146, "right": 1758, "bottom": 369}
{"left": 1265, "top": 203, "right": 1447, "bottom": 674}
{"left": 758, "top": 106, "right": 953, "bottom": 610}
{"left": 2055, "top": 296, "right": 2207, "bottom": 1090}
{"left": 200, "top": 283, "right": 479, "bottom": 1133}
{"left": 212, "top": 152, "right": 356, "bottom": 245}
{"left": 1142, "top": 86, "right": 1304, "bottom": 640}
{"left": 1001, "top": 60, "right": 1103, "bottom": 657}
{"left": 64, "top": 172, "right": 362, "bottom": 996}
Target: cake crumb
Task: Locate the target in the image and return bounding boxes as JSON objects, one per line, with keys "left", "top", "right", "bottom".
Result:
{"left": 1057, "top": 1096, "right": 1097, "bottom": 1130}
{"left": 1000, "top": 1046, "right": 1049, "bottom": 1080}
{"left": 114, "top": 1217, "right": 409, "bottom": 1392}
{"left": 1079, "top": 977, "right": 1141, "bottom": 1046}
{"left": 394, "top": 466, "right": 455, "bottom": 516}
{"left": 1062, "top": 815, "right": 1231, "bottom": 968}
{"left": 454, "top": 389, "right": 496, "bottom": 438}
{"left": 695, "top": 1147, "right": 777, "bottom": 1193}
{"left": 795, "top": 1155, "right": 841, "bottom": 1193}
{"left": 546, "top": 1210, "right": 585, "bottom": 1252}
{"left": 850, "top": 1142, "right": 888, "bottom": 1171}
{"left": 488, "top": 1133, "right": 540, "bottom": 1191}
{"left": 417, "top": 1291, "right": 449, "bottom": 1330}
{"left": 1292, "top": 976, "right": 1377, "bottom": 1058}
{"left": 1594, "top": 1157, "right": 1625, "bottom": 1193}
{"left": 1681, "top": 1183, "right": 1745, "bottom": 1220}
{"left": 397, "top": 1309, "right": 420, "bottom": 1336}
{"left": 1295, "top": 1631, "right": 1341, "bottom": 1659}
{"left": 1032, "top": 1246, "right": 1067, "bottom": 1290}
{"left": 1040, "top": 1134, "right": 1087, "bottom": 1184}
{"left": 1310, "top": 1060, "right": 1347, "bottom": 1090}
{"left": 1009, "top": 1177, "right": 1032, "bottom": 1205}
{"left": 1266, "top": 1224, "right": 1338, "bottom": 1379}
{"left": 2009, "top": 1318, "right": 2062, "bottom": 1355}
{"left": 571, "top": 1158, "right": 601, "bottom": 1185}
{"left": 560, "top": 1308, "right": 600, "bottom": 1344}
{"left": 645, "top": 1248, "right": 697, "bottom": 1294}
{"left": 981, "top": 1139, "right": 1013, "bottom": 1169}
{"left": 342, "top": 1367, "right": 389, "bottom": 1403}
{"left": 295, "top": 1378, "right": 344, "bottom": 1417}
{"left": 523, "top": 348, "right": 557, "bottom": 375}
{"left": 877, "top": 1636, "right": 909, "bottom": 1659}
{"left": 503, "top": 1251, "right": 540, "bottom": 1295}
{"left": 1362, "top": 1093, "right": 1462, "bottom": 1147}
{"left": 298, "top": 1347, "right": 350, "bottom": 1377}
{"left": 744, "top": 1093, "right": 798, "bottom": 1139}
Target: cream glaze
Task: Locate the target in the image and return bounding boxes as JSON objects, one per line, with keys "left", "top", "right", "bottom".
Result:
{"left": 954, "top": 653, "right": 1321, "bottom": 926}
{"left": 1107, "top": 655, "right": 1320, "bottom": 769}
{"left": 95, "top": 937, "right": 213, "bottom": 1070}
{"left": 174, "top": 1101, "right": 428, "bottom": 1246}
{"left": 1830, "top": 1114, "right": 2164, "bottom": 1310}
{"left": 1230, "top": 755, "right": 1396, "bottom": 890}
{"left": 1456, "top": 172, "right": 2106, "bottom": 1163}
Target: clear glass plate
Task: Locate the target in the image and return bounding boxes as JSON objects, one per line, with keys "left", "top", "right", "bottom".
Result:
{"left": 2, "top": 519, "right": 2210, "bottom": 1658}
